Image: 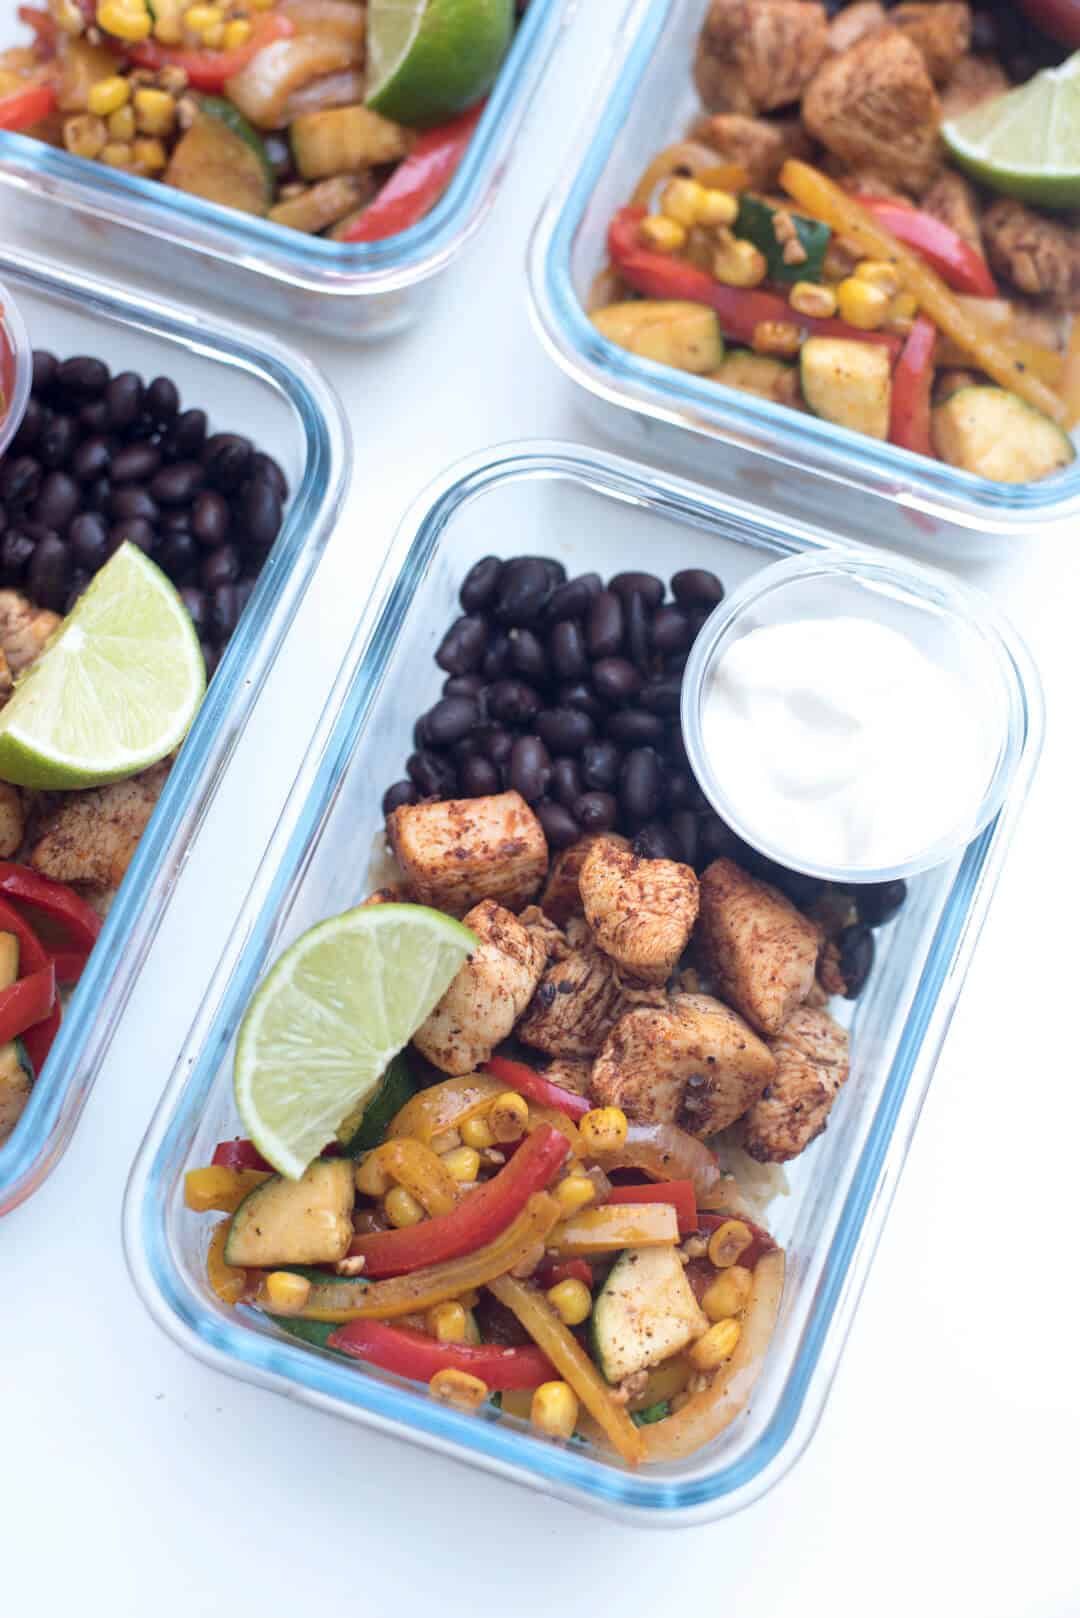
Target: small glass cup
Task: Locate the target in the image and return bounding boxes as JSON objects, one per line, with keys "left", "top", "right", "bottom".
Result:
{"left": 680, "top": 551, "right": 1030, "bottom": 884}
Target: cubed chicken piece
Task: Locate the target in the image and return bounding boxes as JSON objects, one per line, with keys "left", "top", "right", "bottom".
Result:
{"left": 590, "top": 992, "right": 776, "bottom": 1137}
{"left": 0, "top": 784, "right": 23, "bottom": 858}
{"left": 697, "top": 859, "right": 820, "bottom": 1037}
{"left": 540, "top": 833, "right": 630, "bottom": 928}
{"left": 579, "top": 840, "right": 699, "bottom": 987}
{"left": 803, "top": 29, "right": 942, "bottom": 194}
{"left": 687, "top": 113, "right": 812, "bottom": 190}
{"left": 0, "top": 590, "right": 60, "bottom": 675}
{"left": 920, "top": 169, "right": 982, "bottom": 252}
{"left": 827, "top": 0, "right": 885, "bottom": 52}
{"left": 1010, "top": 300, "right": 1068, "bottom": 353}
{"left": 890, "top": 3, "right": 970, "bottom": 84}
{"left": 0, "top": 1061, "right": 31, "bottom": 1146}
{"left": 359, "top": 884, "right": 409, "bottom": 906}
{"left": 983, "top": 200, "right": 1080, "bottom": 309}
{"left": 518, "top": 903, "right": 570, "bottom": 964}
{"left": 517, "top": 941, "right": 624, "bottom": 1059}
{"left": 0, "top": 647, "right": 11, "bottom": 705}
{"left": 412, "top": 900, "right": 547, "bottom": 1075}
{"left": 940, "top": 52, "right": 1007, "bottom": 120}
{"left": 386, "top": 791, "right": 547, "bottom": 919}
{"left": 742, "top": 1005, "right": 851, "bottom": 1161}
{"left": 693, "top": 0, "right": 829, "bottom": 116}
{"left": 28, "top": 761, "right": 170, "bottom": 891}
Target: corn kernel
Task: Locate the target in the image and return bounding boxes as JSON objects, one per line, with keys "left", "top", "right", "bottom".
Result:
{"left": 697, "top": 187, "right": 738, "bottom": 228}
{"left": 638, "top": 214, "right": 687, "bottom": 254}
{"left": 426, "top": 1301, "right": 470, "bottom": 1343}
{"left": 441, "top": 1146, "right": 481, "bottom": 1184}
{"left": 751, "top": 319, "right": 802, "bottom": 357}
{"left": 553, "top": 1175, "right": 596, "bottom": 1217}
{"left": 355, "top": 1152, "right": 392, "bottom": 1198}
{"left": 430, "top": 1128, "right": 461, "bottom": 1155}
{"left": 246, "top": 0, "right": 274, "bottom": 10}
{"left": 789, "top": 280, "right": 837, "bottom": 320}
{"left": 836, "top": 276, "right": 891, "bottom": 331}
{"left": 132, "top": 136, "right": 167, "bottom": 171}
{"left": 578, "top": 1106, "right": 628, "bottom": 1154}
{"left": 712, "top": 235, "right": 767, "bottom": 290}
{"left": 200, "top": 19, "right": 224, "bottom": 45}
{"left": 133, "top": 86, "right": 175, "bottom": 136}
{"left": 689, "top": 1318, "right": 741, "bottom": 1370}
{"left": 182, "top": 3, "right": 220, "bottom": 28}
{"left": 546, "top": 1276, "right": 592, "bottom": 1327}
{"left": 100, "top": 139, "right": 132, "bottom": 165}
{"left": 55, "top": 0, "right": 87, "bottom": 35}
{"left": 855, "top": 258, "right": 902, "bottom": 297}
{"left": 153, "top": 11, "right": 183, "bottom": 41}
{"left": 63, "top": 113, "right": 107, "bottom": 160}
{"left": 461, "top": 1115, "right": 494, "bottom": 1150}
{"left": 97, "top": 0, "right": 152, "bottom": 41}
{"left": 660, "top": 176, "right": 708, "bottom": 228}
{"left": 222, "top": 16, "right": 251, "bottom": 47}
{"left": 891, "top": 291, "right": 918, "bottom": 322}
{"left": 701, "top": 1264, "right": 753, "bottom": 1322}
{"left": 429, "top": 1367, "right": 488, "bottom": 1410}
{"left": 488, "top": 1091, "right": 529, "bottom": 1143}
{"left": 108, "top": 104, "right": 135, "bottom": 141}
{"left": 263, "top": 1270, "right": 312, "bottom": 1314}
{"left": 87, "top": 75, "right": 130, "bottom": 117}
{"left": 707, "top": 1219, "right": 752, "bottom": 1269}
{"left": 531, "top": 1380, "right": 579, "bottom": 1440}
{"left": 384, "top": 1185, "right": 425, "bottom": 1228}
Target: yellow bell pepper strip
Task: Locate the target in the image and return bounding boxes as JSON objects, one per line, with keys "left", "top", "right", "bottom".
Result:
{"left": 488, "top": 1274, "right": 645, "bottom": 1467}
{"left": 934, "top": 300, "right": 1064, "bottom": 387}
{"left": 371, "top": 1137, "right": 459, "bottom": 1217}
{"left": 779, "top": 160, "right": 1066, "bottom": 422}
{"left": 629, "top": 142, "right": 748, "bottom": 211}
{"left": 546, "top": 1201, "right": 678, "bottom": 1256}
{"left": 184, "top": 1163, "right": 271, "bottom": 1213}
{"left": 588, "top": 1119, "right": 742, "bottom": 1210}
{"left": 525, "top": 1104, "right": 583, "bottom": 1156}
{"left": 206, "top": 1219, "right": 251, "bottom": 1306}
{"left": 1062, "top": 316, "right": 1080, "bottom": 430}
{"left": 296, "top": 1192, "right": 562, "bottom": 1322}
{"left": 387, "top": 1072, "right": 505, "bottom": 1146}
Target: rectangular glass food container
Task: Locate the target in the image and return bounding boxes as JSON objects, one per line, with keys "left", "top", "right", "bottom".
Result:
{"left": 124, "top": 440, "right": 1043, "bottom": 1525}
{"left": 527, "top": 0, "right": 1080, "bottom": 557}
{"left": 0, "top": 0, "right": 569, "bottom": 340}
{"left": 0, "top": 243, "right": 347, "bottom": 1217}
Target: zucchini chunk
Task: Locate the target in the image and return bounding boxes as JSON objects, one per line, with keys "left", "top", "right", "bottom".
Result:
{"left": 0, "top": 930, "right": 32, "bottom": 1145}
{"left": 165, "top": 99, "right": 274, "bottom": 216}
{"left": 931, "top": 386, "right": 1075, "bottom": 483}
{"left": 337, "top": 1054, "right": 416, "bottom": 1156}
{"left": 715, "top": 348, "right": 796, "bottom": 403}
{"left": 800, "top": 337, "right": 891, "bottom": 439}
{"left": 734, "top": 194, "right": 830, "bottom": 285}
{"left": 591, "top": 301, "right": 725, "bottom": 374}
{"left": 224, "top": 1158, "right": 354, "bottom": 1267}
{"left": 290, "top": 104, "right": 410, "bottom": 180}
{"left": 590, "top": 1246, "right": 707, "bottom": 1384}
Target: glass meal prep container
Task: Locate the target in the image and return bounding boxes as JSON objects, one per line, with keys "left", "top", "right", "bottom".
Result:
{"left": 0, "top": 242, "right": 347, "bottom": 1217}
{"left": 124, "top": 440, "right": 1043, "bottom": 1525}
{"left": 527, "top": 0, "right": 1080, "bottom": 559}
{"left": 0, "top": 0, "right": 569, "bottom": 341}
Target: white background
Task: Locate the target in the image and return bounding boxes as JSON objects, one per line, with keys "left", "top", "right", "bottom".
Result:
{"left": 4, "top": 2, "right": 1080, "bottom": 1614}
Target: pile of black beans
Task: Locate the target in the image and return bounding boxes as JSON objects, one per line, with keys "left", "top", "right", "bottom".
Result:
{"left": 381, "top": 553, "right": 905, "bottom": 997}
{"left": 0, "top": 350, "right": 289, "bottom": 676}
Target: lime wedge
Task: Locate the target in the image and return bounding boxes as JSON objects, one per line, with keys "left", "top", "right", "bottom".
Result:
{"left": 943, "top": 51, "right": 1080, "bottom": 208}
{"left": 0, "top": 543, "right": 204, "bottom": 790}
{"left": 234, "top": 903, "right": 476, "bottom": 1179}
{"left": 366, "top": 0, "right": 513, "bottom": 128}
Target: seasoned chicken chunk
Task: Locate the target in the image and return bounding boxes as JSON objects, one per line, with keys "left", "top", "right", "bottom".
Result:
{"left": 0, "top": 590, "right": 60, "bottom": 675}
{"left": 803, "top": 29, "right": 941, "bottom": 194}
{"left": 890, "top": 3, "right": 970, "bottom": 84}
{"left": 697, "top": 859, "right": 820, "bottom": 1037}
{"left": 359, "top": 884, "right": 409, "bottom": 906}
{"left": 590, "top": 992, "right": 775, "bottom": 1137}
{"left": 0, "top": 784, "right": 23, "bottom": 858}
{"left": 413, "top": 900, "right": 547, "bottom": 1076}
{"left": 0, "top": 1060, "right": 31, "bottom": 1146}
{"left": 694, "top": 0, "right": 829, "bottom": 116}
{"left": 742, "top": 1006, "right": 851, "bottom": 1162}
{"left": 517, "top": 940, "right": 624, "bottom": 1059}
{"left": 579, "top": 841, "right": 699, "bottom": 987}
{"left": 939, "top": 51, "right": 1007, "bottom": 120}
{"left": 518, "top": 904, "right": 570, "bottom": 965}
{"left": 921, "top": 169, "right": 982, "bottom": 252}
{"left": 827, "top": 0, "right": 885, "bottom": 52}
{"left": 688, "top": 113, "right": 812, "bottom": 190}
{"left": 29, "top": 762, "right": 169, "bottom": 891}
{"left": 540, "top": 833, "right": 629, "bottom": 927}
{"left": 387, "top": 791, "right": 547, "bottom": 919}
{"left": 983, "top": 200, "right": 1080, "bottom": 309}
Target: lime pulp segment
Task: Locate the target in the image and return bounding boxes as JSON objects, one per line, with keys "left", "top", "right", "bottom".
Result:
{"left": 943, "top": 52, "right": 1080, "bottom": 208}
{"left": 366, "top": 0, "right": 513, "bottom": 128}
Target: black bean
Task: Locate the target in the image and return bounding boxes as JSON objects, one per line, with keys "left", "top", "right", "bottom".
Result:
{"left": 669, "top": 809, "right": 699, "bottom": 867}
{"left": 38, "top": 414, "right": 78, "bottom": 468}
{"left": 545, "top": 572, "right": 602, "bottom": 622}
{"left": 551, "top": 756, "right": 583, "bottom": 810}
{"left": 626, "top": 591, "right": 650, "bottom": 673}
{"left": 127, "top": 410, "right": 157, "bottom": 443}
{"left": 111, "top": 443, "right": 161, "bottom": 484}
{"left": 160, "top": 509, "right": 191, "bottom": 536}
{"left": 494, "top": 558, "right": 553, "bottom": 626}
{"left": 435, "top": 615, "right": 487, "bottom": 675}
{"left": 413, "top": 710, "right": 434, "bottom": 750}
{"left": 0, "top": 527, "right": 35, "bottom": 580}
{"left": 189, "top": 489, "right": 229, "bottom": 549}
{"left": 235, "top": 577, "right": 257, "bottom": 617}
{"left": 1, "top": 455, "right": 42, "bottom": 507}
{"left": 203, "top": 434, "right": 253, "bottom": 492}
{"left": 110, "top": 486, "right": 159, "bottom": 523}
{"left": 665, "top": 651, "right": 690, "bottom": 677}
{"left": 587, "top": 590, "right": 623, "bottom": 658}
{"left": 424, "top": 695, "right": 482, "bottom": 746}
{"left": 28, "top": 535, "right": 70, "bottom": 611}
{"left": 239, "top": 477, "right": 282, "bottom": 551}
{"left": 408, "top": 750, "right": 457, "bottom": 798}
{"left": 640, "top": 676, "right": 682, "bottom": 715}
{"left": 535, "top": 800, "right": 580, "bottom": 850}
{"left": 487, "top": 679, "right": 542, "bottom": 725}
{"left": 480, "top": 631, "right": 511, "bottom": 681}
{"left": 151, "top": 461, "right": 204, "bottom": 506}
{"left": 550, "top": 618, "right": 589, "bottom": 681}
{"left": 11, "top": 397, "right": 43, "bottom": 453}
{"left": 146, "top": 375, "right": 179, "bottom": 422}
{"left": 163, "top": 408, "right": 208, "bottom": 462}
{"left": 671, "top": 568, "right": 724, "bottom": 609}
{"left": 508, "top": 735, "right": 552, "bottom": 802}
{"left": 70, "top": 435, "right": 111, "bottom": 483}
{"left": 57, "top": 355, "right": 109, "bottom": 396}
{"left": 508, "top": 627, "right": 547, "bottom": 682}
{"left": 250, "top": 451, "right": 288, "bottom": 504}
{"left": 31, "top": 349, "right": 57, "bottom": 394}
{"left": 452, "top": 733, "right": 486, "bottom": 763}
{"left": 633, "top": 822, "right": 683, "bottom": 861}
{"left": 110, "top": 517, "right": 155, "bottom": 555}
{"left": 698, "top": 815, "right": 741, "bottom": 865}
{"left": 620, "top": 747, "right": 662, "bottom": 823}
{"left": 581, "top": 738, "right": 621, "bottom": 791}
{"left": 770, "top": 867, "right": 825, "bottom": 909}
{"left": 68, "top": 511, "right": 109, "bottom": 572}
{"left": 443, "top": 673, "right": 486, "bottom": 700}
{"left": 592, "top": 658, "right": 643, "bottom": 706}
{"left": 64, "top": 570, "right": 92, "bottom": 613}
{"left": 666, "top": 728, "right": 691, "bottom": 769}
{"left": 459, "top": 555, "right": 503, "bottom": 613}
{"left": 201, "top": 641, "right": 221, "bottom": 680}
{"left": 559, "top": 680, "right": 607, "bottom": 724}
{"left": 84, "top": 476, "right": 111, "bottom": 515}
{"left": 535, "top": 706, "right": 595, "bottom": 755}
{"left": 686, "top": 607, "right": 712, "bottom": 642}
{"left": 105, "top": 371, "right": 143, "bottom": 430}
{"left": 180, "top": 586, "right": 207, "bottom": 634}
{"left": 855, "top": 879, "right": 907, "bottom": 927}
{"left": 665, "top": 770, "right": 697, "bottom": 810}
{"left": 574, "top": 791, "right": 617, "bottom": 834}
{"left": 79, "top": 399, "right": 110, "bottom": 434}
{"left": 31, "top": 471, "right": 79, "bottom": 532}
{"left": 382, "top": 780, "right": 419, "bottom": 816}
{"left": 609, "top": 571, "right": 663, "bottom": 609}
{"left": 651, "top": 605, "right": 692, "bottom": 655}
{"left": 201, "top": 544, "right": 240, "bottom": 589}
{"left": 474, "top": 724, "right": 513, "bottom": 766}
{"left": 837, "top": 923, "right": 874, "bottom": 999}
{"left": 209, "top": 583, "right": 240, "bottom": 642}
{"left": 158, "top": 530, "right": 198, "bottom": 581}
{"left": 460, "top": 755, "right": 501, "bottom": 796}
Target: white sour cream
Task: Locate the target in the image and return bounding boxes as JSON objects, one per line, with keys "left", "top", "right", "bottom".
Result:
{"left": 700, "top": 615, "right": 997, "bottom": 872}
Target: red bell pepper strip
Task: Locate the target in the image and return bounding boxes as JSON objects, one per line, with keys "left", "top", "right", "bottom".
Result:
{"left": 607, "top": 207, "right": 901, "bottom": 358}
{"left": 0, "top": 961, "right": 54, "bottom": 1045}
{"left": 128, "top": 13, "right": 293, "bottom": 92}
{"left": 0, "top": 863, "right": 102, "bottom": 952}
{"left": 211, "top": 1137, "right": 274, "bottom": 1172}
{"left": 607, "top": 1179, "right": 698, "bottom": 1235}
{"left": 49, "top": 950, "right": 89, "bottom": 986}
{"left": 327, "top": 1319, "right": 556, "bottom": 1389}
{"left": 697, "top": 1211, "right": 778, "bottom": 1272}
{"left": 534, "top": 1257, "right": 593, "bottom": 1290}
{"left": 854, "top": 198, "right": 997, "bottom": 298}
{"left": 889, "top": 314, "right": 937, "bottom": 458}
{"left": 348, "top": 1123, "right": 569, "bottom": 1277}
{"left": 0, "top": 896, "right": 59, "bottom": 1070}
{"left": 0, "top": 82, "right": 55, "bottom": 130}
{"left": 482, "top": 1055, "right": 591, "bottom": 1122}
{"left": 336, "top": 101, "right": 485, "bottom": 244}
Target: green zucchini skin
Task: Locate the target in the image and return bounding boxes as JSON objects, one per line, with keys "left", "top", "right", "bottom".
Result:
{"left": 735, "top": 194, "right": 830, "bottom": 284}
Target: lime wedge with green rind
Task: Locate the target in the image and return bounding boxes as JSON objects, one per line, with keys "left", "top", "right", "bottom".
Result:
{"left": 366, "top": 0, "right": 513, "bottom": 128}
{"left": 234, "top": 903, "right": 476, "bottom": 1180}
{"left": 943, "top": 51, "right": 1080, "bottom": 209}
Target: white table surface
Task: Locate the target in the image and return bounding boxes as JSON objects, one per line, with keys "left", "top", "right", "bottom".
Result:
{"left": 4, "top": 4, "right": 1079, "bottom": 1614}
